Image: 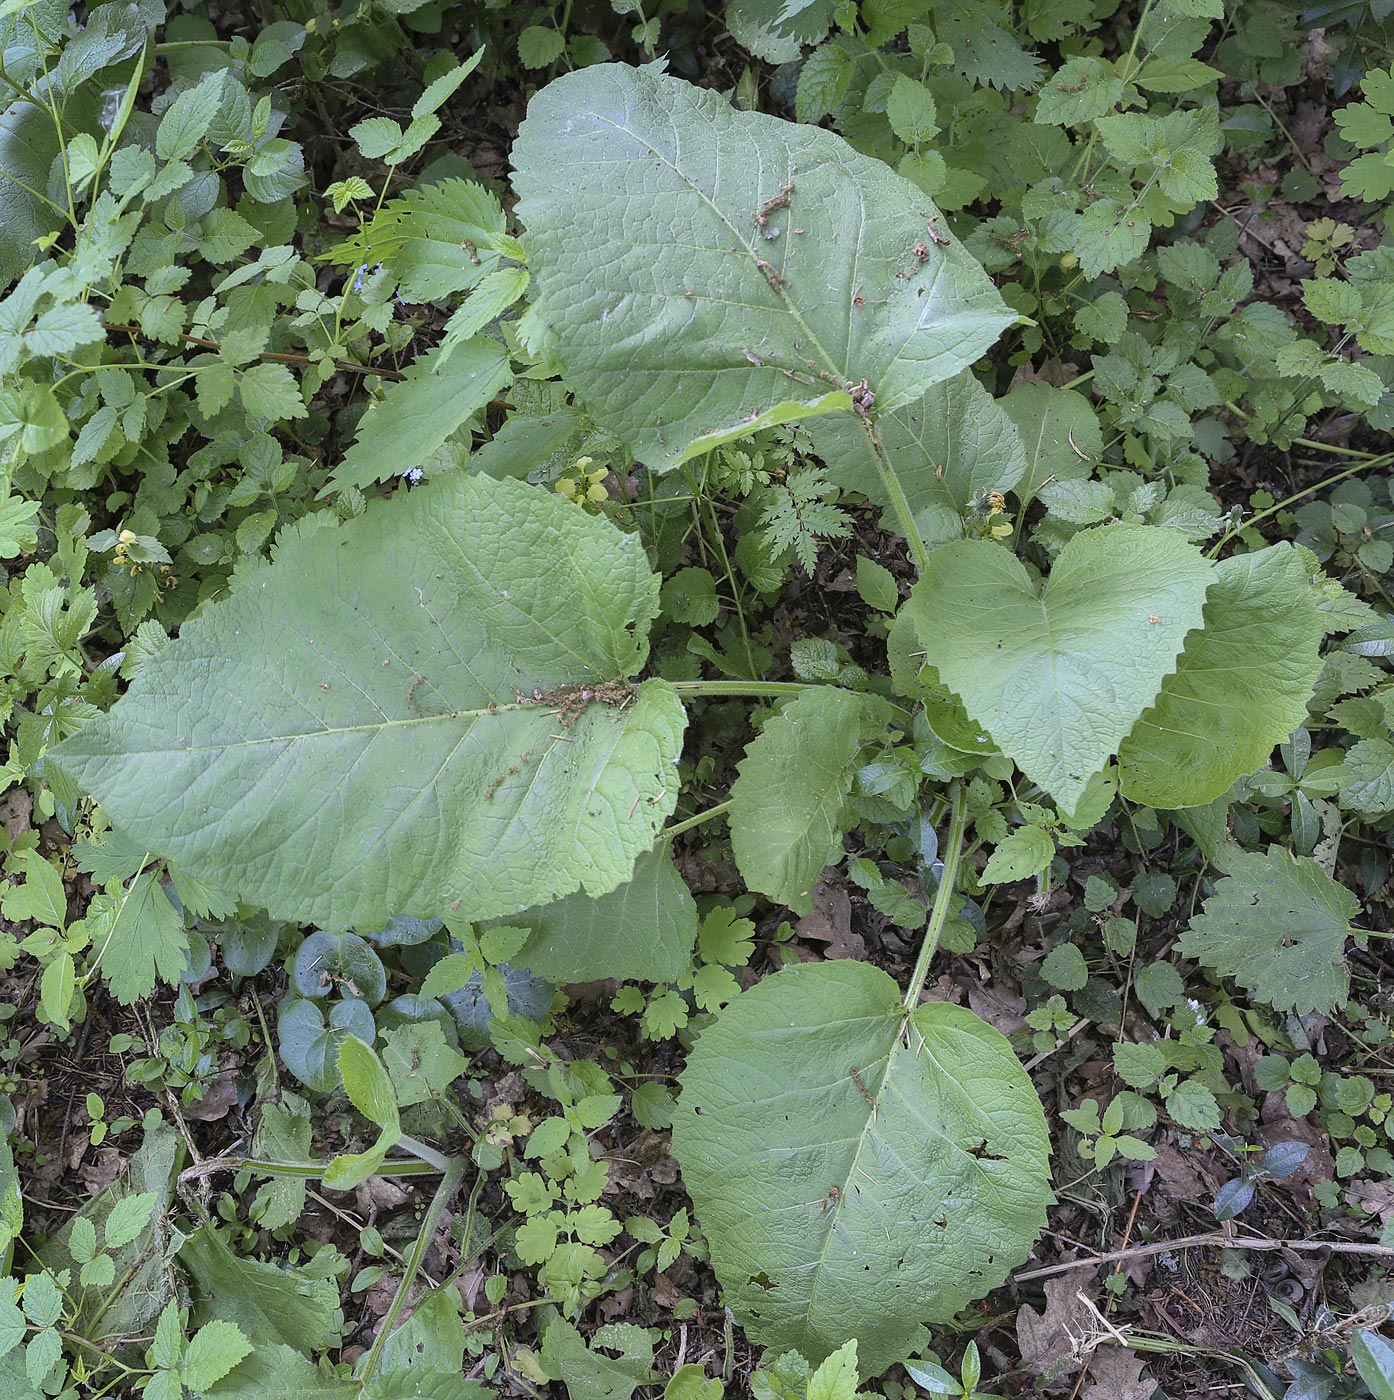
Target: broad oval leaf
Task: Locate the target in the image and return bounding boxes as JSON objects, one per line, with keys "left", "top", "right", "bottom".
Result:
{"left": 809, "top": 371, "right": 1026, "bottom": 552}
{"left": 1117, "top": 544, "right": 1324, "bottom": 808}
{"left": 903, "top": 524, "right": 1213, "bottom": 811}
{"left": 673, "top": 960, "right": 1051, "bottom": 1376}
{"left": 53, "top": 474, "right": 686, "bottom": 929}
{"left": 512, "top": 64, "right": 1014, "bottom": 471}
{"left": 729, "top": 688, "right": 894, "bottom": 915}
{"left": 1179, "top": 845, "right": 1360, "bottom": 1015}
{"left": 277, "top": 997, "right": 375, "bottom": 1094}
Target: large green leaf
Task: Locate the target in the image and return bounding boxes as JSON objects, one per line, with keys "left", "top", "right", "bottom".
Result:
{"left": 673, "top": 960, "right": 1051, "bottom": 1377}
{"left": 509, "top": 844, "right": 698, "bottom": 984}
{"left": 1117, "top": 544, "right": 1324, "bottom": 808}
{"left": 1179, "top": 845, "right": 1360, "bottom": 1015}
{"left": 54, "top": 475, "right": 685, "bottom": 929}
{"left": 179, "top": 1226, "right": 342, "bottom": 1352}
{"left": 808, "top": 371, "right": 1027, "bottom": 551}
{"left": 512, "top": 64, "right": 1014, "bottom": 471}
{"left": 730, "top": 688, "right": 894, "bottom": 915}
{"left": 902, "top": 524, "right": 1213, "bottom": 810}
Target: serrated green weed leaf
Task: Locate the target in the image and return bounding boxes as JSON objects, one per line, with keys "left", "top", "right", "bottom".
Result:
{"left": 730, "top": 688, "right": 894, "bottom": 914}
{"left": 1180, "top": 846, "right": 1360, "bottom": 1015}
{"left": 1118, "top": 544, "right": 1324, "bottom": 808}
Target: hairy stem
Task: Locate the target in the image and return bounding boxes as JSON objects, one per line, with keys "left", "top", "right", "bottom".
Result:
{"left": 901, "top": 780, "right": 967, "bottom": 1011}
{"left": 863, "top": 418, "right": 929, "bottom": 576}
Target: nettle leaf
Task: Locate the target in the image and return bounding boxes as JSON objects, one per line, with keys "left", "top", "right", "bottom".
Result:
{"left": 904, "top": 524, "right": 1213, "bottom": 811}
{"left": 725, "top": 0, "right": 835, "bottom": 63}
{"left": 512, "top": 64, "right": 1014, "bottom": 471}
{"left": 673, "top": 961, "right": 1051, "bottom": 1376}
{"left": 1179, "top": 846, "right": 1361, "bottom": 1015}
{"left": 808, "top": 371, "right": 1027, "bottom": 551}
{"left": 54, "top": 476, "right": 685, "bottom": 930}
{"left": 730, "top": 688, "right": 895, "bottom": 915}
{"left": 510, "top": 844, "right": 698, "bottom": 984}
{"left": 1118, "top": 545, "right": 1324, "bottom": 808}
{"left": 326, "top": 343, "right": 513, "bottom": 494}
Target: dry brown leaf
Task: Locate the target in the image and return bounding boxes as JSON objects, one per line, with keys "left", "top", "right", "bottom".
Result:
{"left": 1081, "top": 1347, "right": 1157, "bottom": 1400}
{"left": 1016, "top": 1272, "right": 1095, "bottom": 1376}
{"left": 796, "top": 878, "right": 864, "bottom": 961}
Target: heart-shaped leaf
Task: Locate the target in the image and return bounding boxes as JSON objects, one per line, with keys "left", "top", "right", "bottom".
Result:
{"left": 512, "top": 64, "right": 1014, "bottom": 470}
{"left": 673, "top": 960, "right": 1051, "bottom": 1377}
{"left": 903, "top": 524, "right": 1213, "bottom": 810}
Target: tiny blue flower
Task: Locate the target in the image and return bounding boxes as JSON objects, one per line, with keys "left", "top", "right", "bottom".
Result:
{"left": 402, "top": 468, "right": 424, "bottom": 485}
{"left": 353, "top": 262, "right": 369, "bottom": 292}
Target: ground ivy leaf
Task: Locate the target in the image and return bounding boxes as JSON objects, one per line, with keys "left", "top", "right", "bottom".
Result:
{"left": 904, "top": 524, "right": 1213, "bottom": 811}
{"left": 54, "top": 475, "right": 685, "bottom": 930}
{"left": 673, "top": 960, "right": 1051, "bottom": 1377}
{"left": 1118, "top": 544, "right": 1324, "bottom": 808}
{"left": 512, "top": 63, "right": 1014, "bottom": 471}
{"left": 730, "top": 688, "right": 894, "bottom": 915}
{"left": 1179, "top": 845, "right": 1361, "bottom": 1015}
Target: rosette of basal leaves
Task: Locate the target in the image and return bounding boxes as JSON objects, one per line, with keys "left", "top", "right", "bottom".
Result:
{"left": 54, "top": 475, "right": 685, "bottom": 930}
{"left": 673, "top": 960, "right": 1051, "bottom": 1377}
{"left": 512, "top": 63, "right": 1014, "bottom": 471}
{"left": 902, "top": 523, "right": 1213, "bottom": 812}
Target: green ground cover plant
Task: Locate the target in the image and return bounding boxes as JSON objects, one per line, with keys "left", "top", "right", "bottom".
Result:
{"left": 7, "top": 0, "right": 1394, "bottom": 1396}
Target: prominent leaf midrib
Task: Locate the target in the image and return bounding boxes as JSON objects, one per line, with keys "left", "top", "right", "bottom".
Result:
{"left": 130, "top": 700, "right": 591, "bottom": 753}
{"left": 571, "top": 95, "right": 848, "bottom": 388}
{"left": 800, "top": 1047, "right": 895, "bottom": 1354}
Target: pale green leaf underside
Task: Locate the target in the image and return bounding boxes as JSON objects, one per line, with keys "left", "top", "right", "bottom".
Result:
{"left": 1118, "top": 544, "right": 1324, "bottom": 808}
{"left": 510, "top": 843, "right": 698, "bottom": 984}
{"left": 54, "top": 476, "right": 685, "bottom": 930}
{"left": 512, "top": 64, "right": 1015, "bottom": 471}
{"left": 809, "top": 371, "right": 1027, "bottom": 551}
{"left": 673, "top": 961, "right": 1051, "bottom": 1377}
{"left": 904, "top": 524, "right": 1213, "bottom": 810}
{"left": 730, "top": 688, "right": 893, "bottom": 915}
{"left": 1179, "top": 845, "right": 1360, "bottom": 1014}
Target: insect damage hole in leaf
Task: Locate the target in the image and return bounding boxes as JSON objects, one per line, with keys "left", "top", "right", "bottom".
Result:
{"left": 511, "top": 63, "right": 1015, "bottom": 473}
{"left": 672, "top": 959, "right": 1051, "bottom": 1377}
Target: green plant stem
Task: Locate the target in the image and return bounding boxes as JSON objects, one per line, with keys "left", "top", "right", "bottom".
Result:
{"left": 669, "top": 680, "right": 814, "bottom": 700}
{"left": 662, "top": 799, "right": 733, "bottom": 839}
{"left": 901, "top": 780, "right": 967, "bottom": 1011}
{"left": 863, "top": 418, "right": 929, "bottom": 575}
{"left": 1207, "top": 451, "right": 1394, "bottom": 558}
{"left": 356, "top": 1153, "right": 468, "bottom": 1388}
{"left": 180, "top": 1154, "right": 443, "bottom": 1185}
